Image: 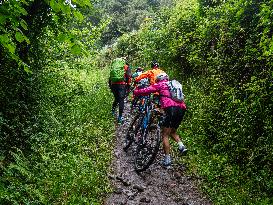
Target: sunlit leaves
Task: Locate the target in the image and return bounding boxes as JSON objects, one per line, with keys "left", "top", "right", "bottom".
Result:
{"left": 50, "top": 0, "right": 61, "bottom": 12}
{"left": 60, "top": 3, "right": 71, "bottom": 15}
{"left": 71, "top": 44, "right": 82, "bottom": 55}
{"left": 20, "top": 19, "right": 28, "bottom": 30}
{"left": 15, "top": 4, "right": 28, "bottom": 15}
{"left": 0, "top": 34, "right": 10, "bottom": 44}
{"left": 0, "top": 34, "right": 16, "bottom": 53}
{"left": 57, "top": 33, "right": 67, "bottom": 42}
{"left": 6, "top": 43, "right": 16, "bottom": 54}
{"left": 15, "top": 31, "right": 25, "bottom": 43}
{"left": 73, "top": 11, "right": 84, "bottom": 22}
{"left": 73, "top": 0, "right": 92, "bottom": 8}
{"left": 0, "top": 1, "right": 30, "bottom": 57}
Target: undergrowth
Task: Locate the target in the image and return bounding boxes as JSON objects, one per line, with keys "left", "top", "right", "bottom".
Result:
{"left": 0, "top": 58, "right": 114, "bottom": 204}
{"left": 177, "top": 77, "right": 273, "bottom": 205}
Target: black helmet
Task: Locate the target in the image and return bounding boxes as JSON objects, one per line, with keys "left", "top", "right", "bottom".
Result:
{"left": 151, "top": 60, "right": 159, "bottom": 68}
{"left": 136, "top": 67, "right": 144, "bottom": 72}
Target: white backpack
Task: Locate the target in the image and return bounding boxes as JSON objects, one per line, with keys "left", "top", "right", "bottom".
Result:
{"left": 167, "top": 80, "right": 184, "bottom": 102}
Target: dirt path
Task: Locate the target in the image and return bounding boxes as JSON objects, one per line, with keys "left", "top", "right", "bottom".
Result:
{"left": 104, "top": 103, "right": 212, "bottom": 205}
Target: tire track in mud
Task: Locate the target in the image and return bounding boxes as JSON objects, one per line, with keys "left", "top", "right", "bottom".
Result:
{"left": 104, "top": 103, "right": 212, "bottom": 205}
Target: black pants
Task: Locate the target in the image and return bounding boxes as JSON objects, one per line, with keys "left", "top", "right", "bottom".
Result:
{"left": 162, "top": 106, "right": 186, "bottom": 129}
{"left": 110, "top": 84, "right": 126, "bottom": 117}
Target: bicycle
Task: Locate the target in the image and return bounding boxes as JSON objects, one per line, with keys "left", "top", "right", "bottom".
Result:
{"left": 123, "top": 93, "right": 163, "bottom": 172}
{"left": 122, "top": 79, "right": 150, "bottom": 151}
{"left": 123, "top": 96, "right": 148, "bottom": 151}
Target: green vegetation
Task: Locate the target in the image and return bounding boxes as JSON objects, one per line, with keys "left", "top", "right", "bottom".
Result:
{"left": 1, "top": 0, "right": 272, "bottom": 204}
{"left": 95, "top": 0, "right": 174, "bottom": 45}
{"left": 1, "top": 60, "right": 114, "bottom": 204}
{"left": 100, "top": 0, "right": 273, "bottom": 204}
{"left": 1, "top": 1, "right": 114, "bottom": 204}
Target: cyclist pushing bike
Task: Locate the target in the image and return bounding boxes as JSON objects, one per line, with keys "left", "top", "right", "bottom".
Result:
{"left": 133, "top": 72, "right": 187, "bottom": 167}
{"left": 134, "top": 60, "right": 165, "bottom": 85}
{"left": 134, "top": 60, "right": 165, "bottom": 105}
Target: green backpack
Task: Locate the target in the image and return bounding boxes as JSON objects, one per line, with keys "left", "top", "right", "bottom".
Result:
{"left": 110, "top": 58, "right": 126, "bottom": 82}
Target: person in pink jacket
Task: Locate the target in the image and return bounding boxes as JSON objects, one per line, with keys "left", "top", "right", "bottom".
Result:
{"left": 133, "top": 73, "right": 187, "bottom": 167}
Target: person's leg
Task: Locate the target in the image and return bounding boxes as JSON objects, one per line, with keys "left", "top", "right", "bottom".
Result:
{"left": 170, "top": 129, "right": 186, "bottom": 152}
{"left": 118, "top": 96, "right": 125, "bottom": 117}
{"left": 111, "top": 85, "right": 119, "bottom": 114}
{"left": 117, "top": 84, "right": 126, "bottom": 123}
{"left": 162, "top": 127, "right": 172, "bottom": 166}
{"left": 167, "top": 107, "right": 187, "bottom": 154}
{"left": 112, "top": 96, "right": 118, "bottom": 111}
{"left": 170, "top": 128, "right": 181, "bottom": 143}
{"left": 161, "top": 107, "right": 173, "bottom": 166}
{"left": 162, "top": 127, "right": 172, "bottom": 155}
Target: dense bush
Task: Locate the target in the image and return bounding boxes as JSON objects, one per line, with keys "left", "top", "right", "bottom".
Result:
{"left": 0, "top": 0, "right": 98, "bottom": 157}
{"left": 102, "top": 0, "right": 273, "bottom": 203}
{"left": 0, "top": 60, "right": 114, "bottom": 204}
{"left": 1, "top": 0, "right": 273, "bottom": 203}
{"left": 0, "top": 1, "right": 113, "bottom": 204}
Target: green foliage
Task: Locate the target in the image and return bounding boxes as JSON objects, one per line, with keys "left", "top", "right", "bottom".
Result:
{"left": 0, "top": 0, "right": 93, "bottom": 66}
{"left": 0, "top": 1, "right": 112, "bottom": 203}
{"left": 104, "top": 0, "right": 273, "bottom": 203}
{"left": 95, "top": 0, "right": 174, "bottom": 45}
{"left": 182, "top": 74, "right": 273, "bottom": 204}
{"left": 2, "top": 0, "right": 273, "bottom": 203}
{"left": 98, "top": 0, "right": 200, "bottom": 72}
{"left": 0, "top": 59, "right": 114, "bottom": 204}
{"left": 0, "top": 0, "right": 104, "bottom": 155}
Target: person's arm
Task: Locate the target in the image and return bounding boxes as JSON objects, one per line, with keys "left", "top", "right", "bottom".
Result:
{"left": 125, "top": 65, "right": 132, "bottom": 85}
{"left": 134, "top": 84, "right": 159, "bottom": 96}
{"left": 135, "top": 70, "right": 152, "bottom": 83}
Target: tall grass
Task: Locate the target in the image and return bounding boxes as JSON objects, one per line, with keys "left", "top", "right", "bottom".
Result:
{"left": 0, "top": 59, "right": 114, "bottom": 204}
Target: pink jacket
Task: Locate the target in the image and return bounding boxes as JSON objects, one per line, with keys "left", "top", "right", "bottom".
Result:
{"left": 133, "top": 79, "right": 186, "bottom": 110}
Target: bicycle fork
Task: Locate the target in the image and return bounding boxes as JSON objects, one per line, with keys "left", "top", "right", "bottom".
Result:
{"left": 139, "top": 111, "right": 151, "bottom": 146}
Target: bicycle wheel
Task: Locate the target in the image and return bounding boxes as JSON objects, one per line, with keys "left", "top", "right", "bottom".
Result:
{"left": 134, "top": 123, "right": 161, "bottom": 172}
{"left": 123, "top": 114, "right": 143, "bottom": 152}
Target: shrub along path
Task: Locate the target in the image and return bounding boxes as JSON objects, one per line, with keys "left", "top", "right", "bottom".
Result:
{"left": 104, "top": 102, "right": 212, "bottom": 205}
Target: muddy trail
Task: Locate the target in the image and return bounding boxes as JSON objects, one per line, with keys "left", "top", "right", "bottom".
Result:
{"left": 104, "top": 103, "right": 212, "bottom": 205}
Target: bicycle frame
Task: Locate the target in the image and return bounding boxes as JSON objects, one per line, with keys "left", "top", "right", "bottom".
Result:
{"left": 124, "top": 92, "right": 162, "bottom": 172}
{"left": 138, "top": 95, "right": 159, "bottom": 143}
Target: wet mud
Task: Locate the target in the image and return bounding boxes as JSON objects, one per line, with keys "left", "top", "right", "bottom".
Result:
{"left": 104, "top": 103, "right": 212, "bottom": 205}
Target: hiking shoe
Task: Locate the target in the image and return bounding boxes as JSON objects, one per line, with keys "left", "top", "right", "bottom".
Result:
{"left": 118, "top": 116, "right": 124, "bottom": 124}
{"left": 178, "top": 145, "right": 188, "bottom": 155}
{"left": 162, "top": 156, "right": 172, "bottom": 167}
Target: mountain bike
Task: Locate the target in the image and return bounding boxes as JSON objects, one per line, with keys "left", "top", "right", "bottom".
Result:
{"left": 123, "top": 94, "right": 163, "bottom": 172}
{"left": 134, "top": 95, "right": 162, "bottom": 172}
{"left": 123, "top": 80, "right": 150, "bottom": 151}
{"left": 123, "top": 96, "right": 148, "bottom": 151}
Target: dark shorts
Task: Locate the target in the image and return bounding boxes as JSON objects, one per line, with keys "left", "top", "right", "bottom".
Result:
{"left": 162, "top": 106, "right": 185, "bottom": 129}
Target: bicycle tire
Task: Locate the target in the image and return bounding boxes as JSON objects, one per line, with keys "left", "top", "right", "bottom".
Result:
{"left": 123, "top": 114, "right": 143, "bottom": 152}
{"left": 134, "top": 123, "right": 161, "bottom": 172}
